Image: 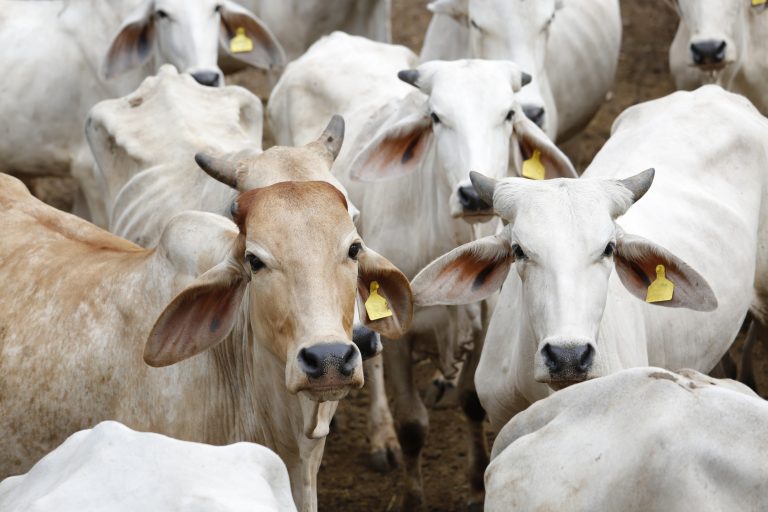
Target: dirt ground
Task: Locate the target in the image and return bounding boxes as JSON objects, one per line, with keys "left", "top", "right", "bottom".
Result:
{"left": 22, "top": 1, "right": 768, "bottom": 510}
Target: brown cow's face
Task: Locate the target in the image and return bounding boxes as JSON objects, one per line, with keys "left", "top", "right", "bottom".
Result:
{"left": 235, "top": 181, "right": 363, "bottom": 401}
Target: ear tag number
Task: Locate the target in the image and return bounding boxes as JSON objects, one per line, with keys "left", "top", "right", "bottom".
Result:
{"left": 522, "top": 149, "right": 545, "bottom": 180}
{"left": 753, "top": 0, "right": 766, "bottom": 7}
{"left": 230, "top": 27, "right": 253, "bottom": 53}
{"left": 365, "top": 281, "right": 393, "bottom": 321}
{"left": 646, "top": 264, "right": 675, "bottom": 303}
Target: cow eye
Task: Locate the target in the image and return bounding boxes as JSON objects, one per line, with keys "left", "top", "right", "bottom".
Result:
{"left": 348, "top": 242, "right": 362, "bottom": 260}
{"left": 214, "top": 4, "right": 222, "bottom": 13}
{"left": 430, "top": 112, "right": 441, "bottom": 124}
{"left": 246, "top": 253, "right": 265, "bottom": 272}
{"left": 603, "top": 242, "right": 615, "bottom": 258}
{"left": 512, "top": 244, "right": 527, "bottom": 260}
{"left": 505, "top": 109, "right": 515, "bottom": 122}
{"left": 155, "top": 9, "right": 169, "bottom": 19}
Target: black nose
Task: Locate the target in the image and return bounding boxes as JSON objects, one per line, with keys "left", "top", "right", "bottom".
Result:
{"left": 523, "top": 105, "right": 546, "bottom": 128}
{"left": 352, "top": 326, "right": 382, "bottom": 360}
{"left": 690, "top": 40, "right": 726, "bottom": 66}
{"left": 458, "top": 185, "right": 491, "bottom": 212}
{"left": 298, "top": 343, "right": 359, "bottom": 378}
{"left": 191, "top": 71, "right": 221, "bottom": 87}
{"left": 542, "top": 343, "right": 594, "bottom": 378}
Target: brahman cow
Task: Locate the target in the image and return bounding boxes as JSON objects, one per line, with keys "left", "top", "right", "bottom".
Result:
{"left": 420, "top": 0, "right": 621, "bottom": 141}
{"left": 0, "top": 0, "right": 284, "bottom": 225}
{"left": 0, "top": 421, "right": 297, "bottom": 512}
{"left": 486, "top": 367, "right": 768, "bottom": 511}
{"left": 268, "top": 32, "right": 576, "bottom": 509}
{"left": 238, "top": 0, "right": 391, "bottom": 61}
{"left": 0, "top": 142, "right": 412, "bottom": 511}
{"left": 669, "top": 0, "right": 768, "bottom": 115}
{"left": 412, "top": 86, "right": 767, "bottom": 432}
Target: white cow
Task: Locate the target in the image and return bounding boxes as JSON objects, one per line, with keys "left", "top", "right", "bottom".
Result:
{"left": 0, "top": 421, "right": 297, "bottom": 512}
{"left": 0, "top": 140, "right": 412, "bottom": 511}
{"left": 237, "top": 0, "right": 391, "bottom": 62}
{"left": 486, "top": 367, "right": 768, "bottom": 511}
{"left": 0, "top": 0, "right": 284, "bottom": 225}
{"left": 420, "top": 0, "right": 622, "bottom": 141}
{"left": 412, "top": 85, "right": 768, "bottom": 432}
{"left": 268, "top": 32, "right": 576, "bottom": 509}
{"left": 669, "top": 0, "right": 768, "bottom": 115}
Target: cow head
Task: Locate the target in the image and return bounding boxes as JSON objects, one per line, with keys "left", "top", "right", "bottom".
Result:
{"left": 669, "top": 0, "right": 764, "bottom": 85}
{"left": 410, "top": 169, "right": 717, "bottom": 388}
{"left": 429, "top": 0, "right": 564, "bottom": 137}
{"left": 103, "top": 0, "right": 285, "bottom": 86}
{"left": 350, "top": 59, "right": 574, "bottom": 223}
{"left": 144, "top": 119, "right": 413, "bottom": 402}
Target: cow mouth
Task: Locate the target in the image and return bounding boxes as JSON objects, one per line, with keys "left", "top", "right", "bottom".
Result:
{"left": 546, "top": 376, "right": 590, "bottom": 391}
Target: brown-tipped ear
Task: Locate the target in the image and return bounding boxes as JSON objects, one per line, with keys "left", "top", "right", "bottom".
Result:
{"left": 102, "top": 3, "right": 155, "bottom": 79}
{"left": 614, "top": 233, "right": 717, "bottom": 312}
{"left": 411, "top": 236, "right": 513, "bottom": 306}
{"left": 514, "top": 114, "right": 577, "bottom": 179}
{"left": 316, "top": 115, "right": 345, "bottom": 160}
{"left": 357, "top": 248, "right": 413, "bottom": 339}
{"left": 144, "top": 260, "right": 248, "bottom": 367}
{"left": 219, "top": 0, "right": 285, "bottom": 70}
{"left": 194, "top": 153, "right": 240, "bottom": 190}
{"left": 350, "top": 113, "right": 432, "bottom": 182}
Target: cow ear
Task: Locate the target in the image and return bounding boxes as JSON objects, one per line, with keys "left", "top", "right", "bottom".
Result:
{"left": 103, "top": 2, "right": 155, "bottom": 79}
{"left": 513, "top": 113, "right": 577, "bottom": 179}
{"left": 411, "top": 236, "right": 513, "bottom": 306}
{"left": 219, "top": 0, "right": 286, "bottom": 70}
{"left": 614, "top": 233, "right": 717, "bottom": 312}
{"left": 350, "top": 113, "right": 432, "bottom": 182}
{"left": 357, "top": 248, "right": 414, "bottom": 339}
{"left": 144, "top": 259, "right": 248, "bottom": 367}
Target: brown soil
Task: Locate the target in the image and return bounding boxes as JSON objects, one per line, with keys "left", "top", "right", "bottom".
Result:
{"left": 20, "top": 1, "right": 768, "bottom": 510}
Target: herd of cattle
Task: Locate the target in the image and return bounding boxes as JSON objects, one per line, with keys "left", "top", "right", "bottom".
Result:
{"left": 1, "top": 0, "right": 768, "bottom": 511}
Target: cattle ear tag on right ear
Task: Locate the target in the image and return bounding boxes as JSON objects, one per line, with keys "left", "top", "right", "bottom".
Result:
{"left": 230, "top": 28, "right": 253, "bottom": 53}
{"left": 522, "top": 149, "right": 545, "bottom": 180}
{"left": 753, "top": 0, "right": 766, "bottom": 7}
{"left": 365, "top": 281, "right": 393, "bottom": 321}
{"left": 646, "top": 264, "right": 674, "bottom": 303}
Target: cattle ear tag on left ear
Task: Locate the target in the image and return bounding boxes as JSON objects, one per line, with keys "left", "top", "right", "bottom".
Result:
{"left": 230, "top": 27, "right": 253, "bottom": 53}
{"left": 522, "top": 149, "right": 545, "bottom": 180}
{"left": 646, "top": 264, "right": 674, "bottom": 303}
{"left": 752, "top": 0, "right": 766, "bottom": 7}
{"left": 365, "top": 281, "right": 393, "bottom": 321}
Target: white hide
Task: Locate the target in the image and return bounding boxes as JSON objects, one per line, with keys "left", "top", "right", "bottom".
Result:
{"left": 0, "top": 421, "right": 297, "bottom": 512}
{"left": 486, "top": 367, "right": 768, "bottom": 512}
{"left": 413, "top": 86, "right": 768, "bottom": 430}
{"left": 0, "top": 0, "right": 283, "bottom": 225}
{"left": 669, "top": 0, "right": 768, "bottom": 115}
{"left": 238, "top": 0, "right": 391, "bottom": 61}
{"left": 421, "top": 0, "right": 622, "bottom": 141}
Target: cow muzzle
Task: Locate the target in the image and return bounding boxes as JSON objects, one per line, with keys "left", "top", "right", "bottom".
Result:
{"left": 293, "top": 342, "right": 364, "bottom": 400}
{"left": 689, "top": 39, "right": 729, "bottom": 70}
{"left": 450, "top": 181, "right": 494, "bottom": 223}
{"left": 191, "top": 70, "right": 223, "bottom": 87}
{"left": 535, "top": 337, "right": 596, "bottom": 389}
{"left": 352, "top": 325, "right": 382, "bottom": 360}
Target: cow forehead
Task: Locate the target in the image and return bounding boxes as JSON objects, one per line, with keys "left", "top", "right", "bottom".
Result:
{"left": 238, "top": 146, "right": 333, "bottom": 188}
{"left": 237, "top": 181, "right": 354, "bottom": 250}
{"left": 155, "top": 0, "right": 220, "bottom": 13}
{"left": 429, "top": 61, "right": 516, "bottom": 112}
{"left": 472, "top": 0, "right": 556, "bottom": 27}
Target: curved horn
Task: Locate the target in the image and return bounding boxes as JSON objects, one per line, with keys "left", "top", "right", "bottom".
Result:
{"left": 398, "top": 69, "right": 420, "bottom": 88}
{"left": 318, "top": 115, "right": 345, "bottom": 160}
{"left": 194, "top": 153, "right": 239, "bottom": 190}
{"left": 470, "top": 171, "right": 498, "bottom": 206}
{"left": 619, "top": 168, "right": 655, "bottom": 203}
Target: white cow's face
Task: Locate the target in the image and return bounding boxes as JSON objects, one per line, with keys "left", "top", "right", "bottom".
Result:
{"left": 671, "top": 0, "right": 759, "bottom": 76}
{"left": 351, "top": 60, "right": 575, "bottom": 223}
{"left": 411, "top": 170, "right": 717, "bottom": 388}
{"left": 467, "top": 0, "right": 562, "bottom": 137}
{"left": 103, "top": 0, "right": 284, "bottom": 86}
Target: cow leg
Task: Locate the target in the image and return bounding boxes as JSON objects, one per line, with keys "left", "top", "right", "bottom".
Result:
{"left": 458, "top": 331, "right": 488, "bottom": 511}
{"left": 385, "top": 336, "right": 428, "bottom": 511}
{"left": 365, "top": 354, "right": 401, "bottom": 472}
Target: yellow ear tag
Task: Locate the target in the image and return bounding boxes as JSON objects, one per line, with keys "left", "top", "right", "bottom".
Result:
{"left": 752, "top": 0, "right": 766, "bottom": 7}
{"left": 645, "top": 264, "right": 675, "bottom": 303}
{"left": 364, "top": 281, "right": 393, "bottom": 321}
{"left": 522, "top": 149, "right": 545, "bottom": 180}
{"left": 230, "top": 27, "right": 253, "bottom": 54}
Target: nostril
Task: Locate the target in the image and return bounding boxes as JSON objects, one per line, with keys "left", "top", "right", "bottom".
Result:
{"left": 576, "top": 345, "right": 595, "bottom": 373}
{"left": 340, "top": 345, "right": 357, "bottom": 377}
{"left": 542, "top": 343, "right": 560, "bottom": 372}
{"left": 298, "top": 348, "right": 322, "bottom": 379}
{"left": 523, "top": 105, "right": 546, "bottom": 127}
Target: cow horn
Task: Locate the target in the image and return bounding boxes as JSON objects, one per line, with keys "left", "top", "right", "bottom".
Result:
{"left": 317, "top": 115, "right": 345, "bottom": 161}
{"left": 194, "top": 153, "right": 239, "bottom": 190}
{"left": 398, "top": 69, "right": 420, "bottom": 87}
{"left": 619, "top": 168, "right": 655, "bottom": 203}
{"left": 470, "top": 171, "right": 498, "bottom": 206}
{"left": 521, "top": 71, "right": 532, "bottom": 87}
